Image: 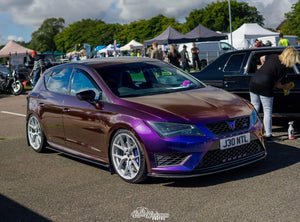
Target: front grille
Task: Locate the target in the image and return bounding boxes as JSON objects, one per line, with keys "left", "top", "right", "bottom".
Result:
{"left": 196, "top": 139, "right": 263, "bottom": 169}
{"left": 206, "top": 116, "right": 249, "bottom": 136}
{"left": 154, "top": 153, "right": 190, "bottom": 167}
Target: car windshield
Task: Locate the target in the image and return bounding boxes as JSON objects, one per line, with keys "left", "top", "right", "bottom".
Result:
{"left": 96, "top": 61, "right": 204, "bottom": 97}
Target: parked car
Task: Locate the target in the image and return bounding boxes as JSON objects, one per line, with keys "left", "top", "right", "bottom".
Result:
{"left": 191, "top": 46, "right": 300, "bottom": 116}
{"left": 26, "top": 57, "right": 266, "bottom": 183}
{"left": 178, "top": 41, "right": 235, "bottom": 68}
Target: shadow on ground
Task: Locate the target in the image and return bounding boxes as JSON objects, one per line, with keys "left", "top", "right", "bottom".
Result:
{"left": 0, "top": 194, "right": 51, "bottom": 222}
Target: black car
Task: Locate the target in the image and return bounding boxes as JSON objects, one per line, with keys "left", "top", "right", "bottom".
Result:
{"left": 191, "top": 47, "right": 300, "bottom": 116}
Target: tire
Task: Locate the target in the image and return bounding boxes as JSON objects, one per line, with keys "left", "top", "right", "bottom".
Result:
{"left": 11, "top": 81, "right": 24, "bottom": 95}
{"left": 200, "top": 59, "right": 207, "bottom": 69}
{"left": 110, "top": 129, "right": 147, "bottom": 183}
{"left": 27, "top": 114, "right": 47, "bottom": 153}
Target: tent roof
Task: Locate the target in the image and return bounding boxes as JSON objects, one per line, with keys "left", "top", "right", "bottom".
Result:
{"left": 0, "top": 40, "right": 32, "bottom": 58}
{"left": 144, "top": 26, "right": 191, "bottom": 46}
{"left": 185, "top": 24, "right": 227, "bottom": 41}
{"left": 120, "top": 40, "right": 143, "bottom": 51}
{"left": 229, "top": 23, "right": 278, "bottom": 49}
{"left": 232, "top": 23, "right": 277, "bottom": 39}
{"left": 98, "top": 44, "right": 120, "bottom": 53}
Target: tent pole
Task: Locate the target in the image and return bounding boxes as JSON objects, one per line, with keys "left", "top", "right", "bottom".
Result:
{"left": 228, "top": 0, "right": 233, "bottom": 46}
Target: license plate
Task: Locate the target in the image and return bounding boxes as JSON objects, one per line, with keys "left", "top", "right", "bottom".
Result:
{"left": 220, "top": 133, "right": 250, "bottom": 150}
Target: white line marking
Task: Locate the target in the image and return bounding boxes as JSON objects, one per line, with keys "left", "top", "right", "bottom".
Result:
{"left": 1, "top": 111, "right": 26, "bottom": 117}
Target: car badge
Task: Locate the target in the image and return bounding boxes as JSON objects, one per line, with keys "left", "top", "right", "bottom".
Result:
{"left": 227, "top": 120, "right": 236, "bottom": 130}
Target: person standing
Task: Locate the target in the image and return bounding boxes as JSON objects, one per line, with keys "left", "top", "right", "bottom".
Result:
{"left": 167, "top": 44, "right": 181, "bottom": 68}
{"left": 278, "top": 33, "right": 289, "bottom": 46}
{"left": 249, "top": 47, "right": 299, "bottom": 142}
{"left": 151, "top": 42, "right": 163, "bottom": 60}
{"left": 191, "top": 43, "right": 201, "bottom": 71}
{"left": 29, "top": 50, "right": 45, "bottom": 88}
{"left": 180, "top": 45, "right": 190, "bottom": 73}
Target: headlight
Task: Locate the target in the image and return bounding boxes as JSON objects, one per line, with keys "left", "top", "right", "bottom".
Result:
{"left": 147, "top": 121, "right": 204, "bottom": 138}
{"left": 251, "top": 109, "right": 258, "bottom": 125}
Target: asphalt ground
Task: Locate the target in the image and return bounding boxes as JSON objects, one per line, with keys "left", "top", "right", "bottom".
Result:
{"left": 0, "top": 92, "right": 299, "bottom": 222}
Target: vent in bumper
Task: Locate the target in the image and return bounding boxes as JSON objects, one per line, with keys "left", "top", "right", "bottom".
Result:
{"left": 154, "top": 153, "right": 190, "bottom": 167}
{"left": 196, "top": 139, "right": 264, "bottom": 169}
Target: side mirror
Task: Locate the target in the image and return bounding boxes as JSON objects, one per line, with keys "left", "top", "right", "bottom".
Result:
{"left": 76, "top": 90, "right": 96, "bottom": 102}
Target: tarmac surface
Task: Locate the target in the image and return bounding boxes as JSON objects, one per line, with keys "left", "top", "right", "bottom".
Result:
{"left": 0, "top": 92, "right": 299, "bottom": 222}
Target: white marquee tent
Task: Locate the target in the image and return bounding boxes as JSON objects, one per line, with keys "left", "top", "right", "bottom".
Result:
{"left": 227, "top": 23, "right": 278, "bottom": 49}
{"left": 120, "top": 40, "right": 143, "bottom": 51}
{"left": 98, "top": 44, "right": 120, "bottom": 53}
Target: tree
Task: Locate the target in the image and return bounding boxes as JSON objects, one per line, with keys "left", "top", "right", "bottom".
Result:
{"left": 280, "top": 0, "right": 300, "bottom": 37}
{"left": 115, "top": 14, "right": 181, "bottom": 45}
{"left": 29, "top": 18, "right": 65, "bottom": 52}
{"left": 185, "top": 0, "right": 264, "bottom": 33}
{"left": 54, "top": 19, "right": 121, "bottom": 53}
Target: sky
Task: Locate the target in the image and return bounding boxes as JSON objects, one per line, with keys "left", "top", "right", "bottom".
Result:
{"left": 0, "top": 0, "right": 298, "bottom": 45}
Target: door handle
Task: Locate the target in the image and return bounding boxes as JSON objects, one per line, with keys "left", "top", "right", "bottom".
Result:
{"left": 224, "top": 80, "right": 237, "bottom": 84}
{"left": 63, "top": 108, "right": 70, "bottom": 113}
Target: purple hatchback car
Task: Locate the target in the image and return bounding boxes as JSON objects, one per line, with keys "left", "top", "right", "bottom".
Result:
{"left": 26, "top": 57, "right": 266, "bottom": 183}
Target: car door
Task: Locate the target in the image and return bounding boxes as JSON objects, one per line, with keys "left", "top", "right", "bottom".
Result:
{"left": 62, "top": 68, "right": 108, "bottom": 159}
{"left": 272, "top": 64, "right": 300, "bottom": 114}
{"left": 40, "top": 68, "right": 73, "bottom": 146}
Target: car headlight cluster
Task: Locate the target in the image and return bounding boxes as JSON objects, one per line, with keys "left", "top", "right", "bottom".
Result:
{"left": 148, "top": 121, "right": 204, "bottom": 138}
{"left": 251, "top": 109, "right": 259, "bottom": 125}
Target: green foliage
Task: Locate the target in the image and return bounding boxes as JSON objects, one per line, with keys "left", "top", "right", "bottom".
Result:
{"left": 29, "top": 18, "right": 65, "bottom": 52}
{"left": 281, "top": 0, "right": 300, "bottom": 37}
{"left": 54, "top": 19, "right": 121, "bottom": 52}
{"left": 185, "top": 0, "right": 264, "bottom": 32}
{"left": 116, "top": 15, "right": 181, "bottom": 45}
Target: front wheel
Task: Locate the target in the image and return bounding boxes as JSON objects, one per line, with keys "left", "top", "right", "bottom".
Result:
{"left": 27, "top": 114, "right": 46, "bottom": 153}
{"left": 110, "top": 129, "right": 147, "bottom": 183}
{"left": 11, "top": 81, "right": 24, "bottom": 95}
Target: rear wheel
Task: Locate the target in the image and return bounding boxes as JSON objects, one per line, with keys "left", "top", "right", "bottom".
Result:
{"left": 110, "top": 129, "right": 147, "bottom": 183}
{"left": 27, "top": 114, "right": 46, "bottom": 153}
{"left": 11, "top": 81, "right": 24, "bottom": 95}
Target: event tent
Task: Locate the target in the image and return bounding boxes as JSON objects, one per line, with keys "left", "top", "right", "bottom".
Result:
{"left": 227, "top": 23, "right": 278, "bottom": 49}
{"left": 120, "top": 40, "right": 143, "bottom": 51}
{"left": 98, "top": 44, "right": 121, "bottom": 53}
{"left": 0, "top": 40, "right": 32, "bottom": 58}
{"left": 144, "top": 26, "right": 191, "bottom": 46}
{"left": 185, "top": 24, "right": 227, "bottom": 42}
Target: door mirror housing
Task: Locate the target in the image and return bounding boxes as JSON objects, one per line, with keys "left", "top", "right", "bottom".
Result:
{"left": 76, "top": 90, "right": 96, "bottom": 103}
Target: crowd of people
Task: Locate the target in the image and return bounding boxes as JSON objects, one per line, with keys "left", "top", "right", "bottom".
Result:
{"left": 148, "top": 41, "right": 202, "bottom": 72}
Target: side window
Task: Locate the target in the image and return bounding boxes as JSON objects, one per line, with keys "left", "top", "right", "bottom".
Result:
{"left": 220, "top": 42, "right": 232, "bottom": 51}
{"left": 46, "top": 68, "right": 72, "bottom": 94}
{"left": 223, "top": 53, "right": 246, "bottom": 73}
{"left": 70, "top": 69, "right": 101, "bottom": 101}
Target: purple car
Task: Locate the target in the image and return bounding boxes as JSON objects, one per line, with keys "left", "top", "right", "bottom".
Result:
{"left": 26, "top": 57, "right": 266, "bottom": 183}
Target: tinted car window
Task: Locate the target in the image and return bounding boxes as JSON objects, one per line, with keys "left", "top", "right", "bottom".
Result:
{"left": 46, "top": 68, "right": 72, "bottom": 94}
{"left": 224, "top": 53, "right": 246, "bottom": 72}
{"left": 70, "top": 69, "right": 101, "bottom": 100}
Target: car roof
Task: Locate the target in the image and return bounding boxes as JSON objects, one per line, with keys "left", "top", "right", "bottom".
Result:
{"left": 49, "top": 57, "right": 157, "bottom": 71}
{"left": 230, "top": 46, "right": 300, "bottom": 54}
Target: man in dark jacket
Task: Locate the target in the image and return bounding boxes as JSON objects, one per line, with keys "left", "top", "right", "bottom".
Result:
{"left": 180, "top": 45, "right": 190, "bottom": 72}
